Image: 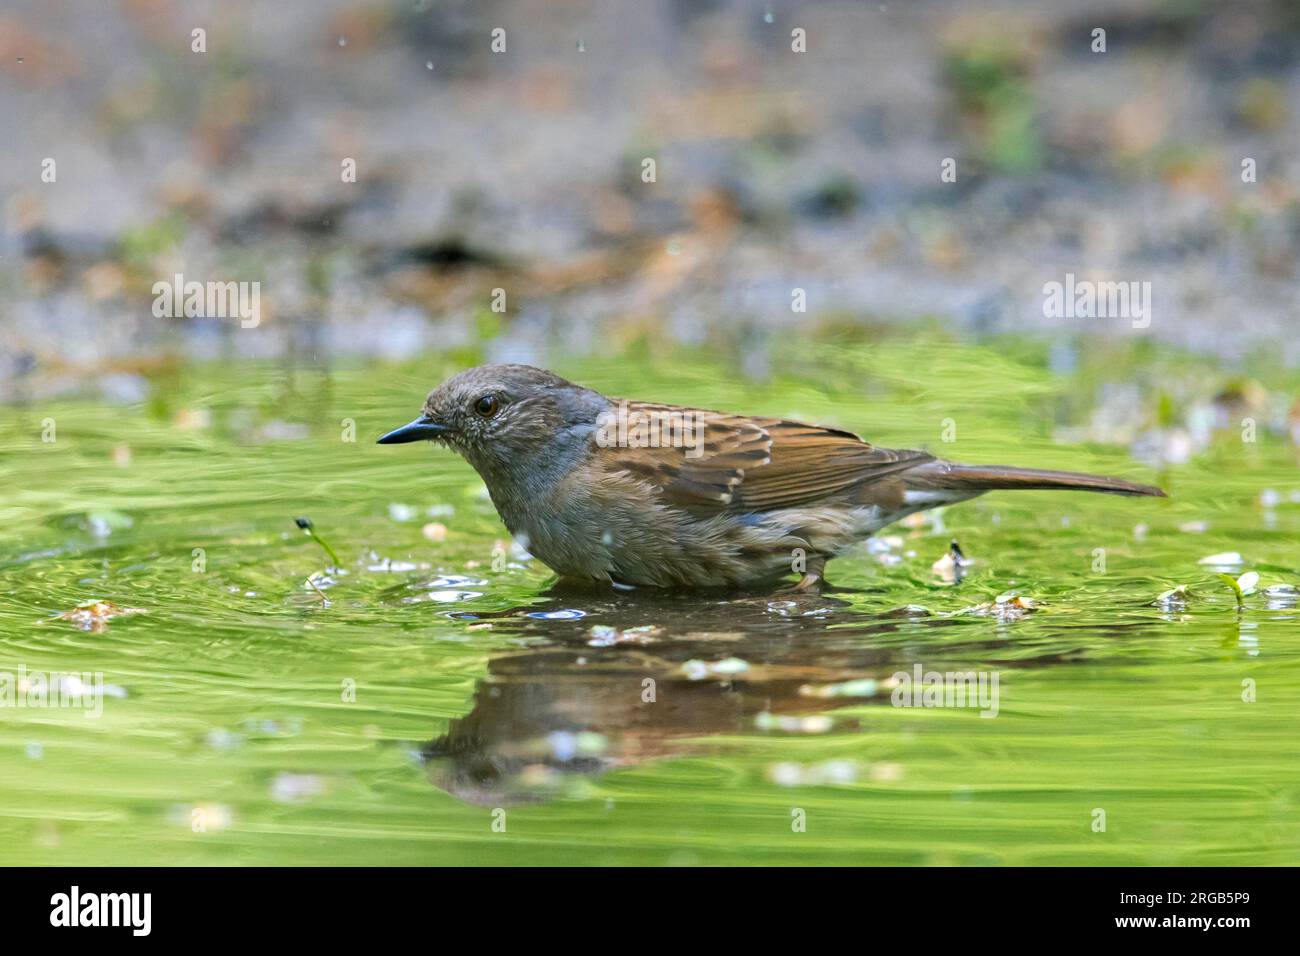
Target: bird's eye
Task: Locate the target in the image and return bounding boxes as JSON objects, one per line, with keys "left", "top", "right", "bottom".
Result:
{"left": 474, "top": 394, "right": 499, "bottom": 418}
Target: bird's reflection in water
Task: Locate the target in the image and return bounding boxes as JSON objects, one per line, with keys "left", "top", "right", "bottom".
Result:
{"left": 420, "top": 585, "right": 969, "bottom": 805}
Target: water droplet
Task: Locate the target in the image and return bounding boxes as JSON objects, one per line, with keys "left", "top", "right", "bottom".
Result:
{"left": 576, "top": 39, "right": 586, "bottom": 53}
{"left": 763, "top": 10, "right": 774, "bottom": 24}
{"left": 549, "top": 731, "right": 577, "bottom": 761}
{"left": 365, "top": 558, "right": 420, "bottom": 572}
{"left": 425, "top": 60, "right": 434, "bottom": 70}
{"left": 337, "top": 36, "right": 347, "bottom": 47}
{"left": 526, "top": 609, "right": 586, "bottom": 620}
{"left": 205, "top": 728, "right": 244, "bottom": 751}
{"left": 426, "top": 590, "right": 482, "bottom": 603}
{"left": 271, "top": 772, "right": 326, "bottom": 803}
{"left": 422, "top": 575, "right": 487, "bottom": 588}
{"left": 387, "top": 503, "right": 417, "bottom": 522}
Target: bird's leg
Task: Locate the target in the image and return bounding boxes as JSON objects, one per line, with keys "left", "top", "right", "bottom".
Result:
{"left": 777, "top": 554, "right": 827, "bottom": 595}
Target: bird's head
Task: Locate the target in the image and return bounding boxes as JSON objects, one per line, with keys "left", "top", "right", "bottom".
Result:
{"left": 377, "top": 364, "right": 606, "bottom": 490}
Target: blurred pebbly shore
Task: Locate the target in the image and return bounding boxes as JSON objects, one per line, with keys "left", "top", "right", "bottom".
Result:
{"left": 3, "top": 0, "right": 1300, "bottom": 403}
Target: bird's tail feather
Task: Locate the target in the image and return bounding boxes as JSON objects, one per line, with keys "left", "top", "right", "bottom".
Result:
{"left": 915, "top": 462, "right": 1166, "bottom": 498}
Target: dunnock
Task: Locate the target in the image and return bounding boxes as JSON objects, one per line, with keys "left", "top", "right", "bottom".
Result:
{"left": 379, "top": 364, "right": 1164, "bottom": 590}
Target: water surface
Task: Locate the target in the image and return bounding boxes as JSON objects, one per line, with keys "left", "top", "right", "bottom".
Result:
{"left": 2, "top": 336, "right": 1297, "bottom": 864}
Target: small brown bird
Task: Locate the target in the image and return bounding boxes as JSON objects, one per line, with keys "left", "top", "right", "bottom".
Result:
{"left": 379, "top": 364, "right": 1164, "bottom": 591}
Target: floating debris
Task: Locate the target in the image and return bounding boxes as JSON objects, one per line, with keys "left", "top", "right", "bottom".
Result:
{"left": 422, "top": 522, "right": 448, "bottom": 542}
{"left": 1130, "top": 427, "right": 1194, "bottom": 469}
{"left": 545, "top": 730, "right": 607, "bottom": 761}
{"left": 271, "top": 772, "right": 327, "bottom": 804}
{"left": 754, "top": 712, "right": 834, "bottom": 733}
{"left": 169, "top": 803, "right": 233, "bottom": 832}
{"left": 964, "top": 591, "right": 1042, "bottom": 621}
{"left": 239, "top": 717, "right": 302, "bottom": 738}
{"left": 1198, "top": 551, "right": 1245, "bottom": 569}
{"left": 682, "top": 657, "right": 750, "bottom": 680}
{"left": 173, "top": 408, "right": 211, "bottom": 431}
{"left": 304, "top": 568, "right": 349, "bottom": 590}
{"left": 1153, "top": 584, "right": 1192, "bottom": 610}
{"left": 74, "top": 509, "right": 133, "bottom": 539}
{"left": 870, "top": 762, "right": 905, "bottom": 783}
{"left": 799, "top": 677, "right": 888, "bottom": 699}
{"left": 587, "top": 624, "right": 661, "bottom": 647}
{"left": 205, "top": 728, "right": 245, "bottom": 751}
{"left": 767, "top": 759, "right": 860, "bottom": 787}
{"left": 54, "top": 600, "right": 145, "bottom": 633}
{"left": 303, "top": 576, "right": 330, "bottom": 605}
{"left": 387, "top": 503, "right": 417, "bottom": 523}
{"left": 257, "top": 420, "right": 310, "bottom": 442}
{"left": 41, "top": 673, "right": 128, "bottom": 700}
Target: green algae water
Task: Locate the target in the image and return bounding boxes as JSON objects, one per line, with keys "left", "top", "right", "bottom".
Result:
{"left": 2, "top": 334, "right": 1298, "bottom": 865}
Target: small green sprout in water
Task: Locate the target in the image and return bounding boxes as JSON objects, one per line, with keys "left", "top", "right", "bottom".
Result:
{"left": 294, "top": 516, "right": 341, "bottom": 568}
{"left": 1216, "top": 571, "right": 1259, "bottom": 608}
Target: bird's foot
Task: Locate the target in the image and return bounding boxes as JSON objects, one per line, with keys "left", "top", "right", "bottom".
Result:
{"left": 775, "top": 570, "right": 825, "bottom": 596}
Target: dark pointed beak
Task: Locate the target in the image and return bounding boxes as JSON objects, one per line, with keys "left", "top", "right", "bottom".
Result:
{"left": 376, "top": 416, "right": 450, "bottom": 445}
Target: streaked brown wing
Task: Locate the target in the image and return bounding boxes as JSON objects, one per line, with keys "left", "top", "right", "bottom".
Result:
{"left": 597, "top": 401, "right": 933, "bottom": 512}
